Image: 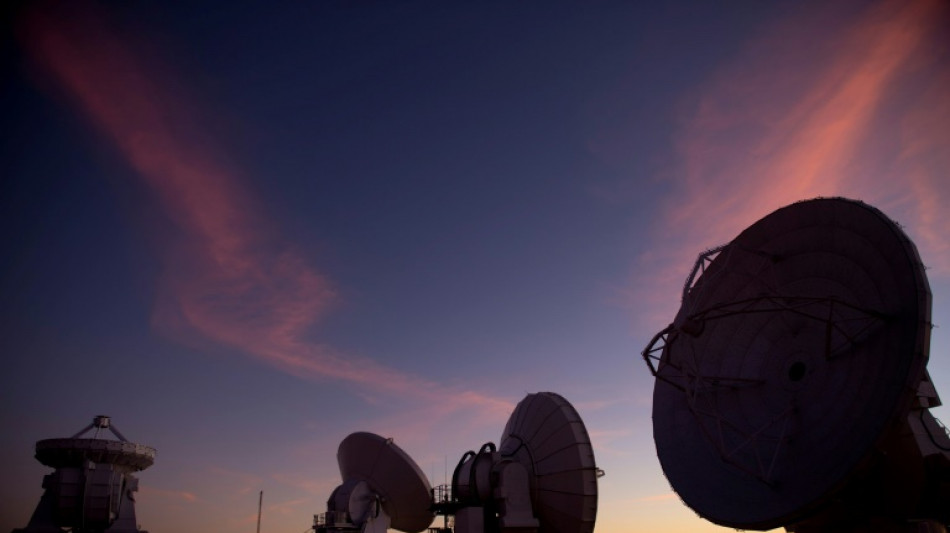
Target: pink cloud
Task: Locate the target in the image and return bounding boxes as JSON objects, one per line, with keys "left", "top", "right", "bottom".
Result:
{"left": 264, "top": 497, "right": 310, "bottom": 516}
{"left": 635, "top": 0, "right": 950, "bottom": 325}
{"left": 269, "top": 472, "right": 338, "bottom": 498}
{"left": 204, "top": 466, "right": 265, "bottom": 498}
{"left": 233, "top": 496, "right": 309, "bottom": 526}
{"left": 896, "top": 69, "right": 950, "bottom": 275}
{"left": 20, "top": 3, "right": 511, "bottom": 420}
{"left": 587, "top": 428, "right": 634, "bottom": 459}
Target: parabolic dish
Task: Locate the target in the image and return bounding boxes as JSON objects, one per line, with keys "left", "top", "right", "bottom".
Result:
{"left": 499, "top": 392, "right": 598, "bottom": 533}
{"left": 35, "top": 438, "right": 156, "bottom": 471}
{"left": 648, "top": 197, "right": 931, "bottom": 529}
{"left": 337, "top": 432, "right": 433, "bottom": 533}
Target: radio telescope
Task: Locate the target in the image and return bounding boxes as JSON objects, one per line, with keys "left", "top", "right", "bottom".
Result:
{"left": 445, "top": 392, "right": 601, "bottom": 533}
{"left": 313, "top": 432, "right": 434, "bottom": 533}
{"left": 313, "top": 392, "right": 601, "bottom": 533}
{"left": 642, "top": 197, "right": 950, "bottom": 533}
{"left": 12, "top": 415, "right": 156, "bottom": 533}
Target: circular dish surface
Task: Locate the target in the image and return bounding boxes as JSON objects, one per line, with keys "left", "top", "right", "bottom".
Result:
{"left": 651, "top": 198, "right": 931, "bottom": 529}
{"left": 337, "top": 432, "right": 433, "bottom": 533}
{"left": 499, "top": 392, "right": 599, "bottom": 533}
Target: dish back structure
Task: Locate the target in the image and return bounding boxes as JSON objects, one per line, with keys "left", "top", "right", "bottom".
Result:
{"left": 643, "top": 198, "right": 950, "bottom": 532}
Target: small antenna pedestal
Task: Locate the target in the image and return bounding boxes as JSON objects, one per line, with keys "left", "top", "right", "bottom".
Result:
{"left": 451, "top": 443, "right": 539, "bottom": 533}
{"left": 321, "top": 479, "right": 391, "bottom": 533}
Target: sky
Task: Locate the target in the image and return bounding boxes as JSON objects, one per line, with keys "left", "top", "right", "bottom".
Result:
{"left": 1, "top": 1, "right": 948, "bottom": 532}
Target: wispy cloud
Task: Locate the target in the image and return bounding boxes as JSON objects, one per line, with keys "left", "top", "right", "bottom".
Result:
{"left": 896, "top": 68, "right": 950, "bottom": 275}
{"left": 233, "top": 496, "right": 310, "bottom": 526}
{"left": 635, "top": 0, "right": 950, "bottom": 323}
{"left": 204, "top": 466, "right": 266, "bottom": 498}
{"left": 587, "top": 427, "right": 634, "bottom": 458}
{"left": 264, "top": 497, "right": 310, "bottom": 517}
{"left": 20, "top": 3, "right": 512, "bottom": 419}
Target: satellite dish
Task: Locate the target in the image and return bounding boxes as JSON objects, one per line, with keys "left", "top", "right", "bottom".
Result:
{"left": 316, "top": 432, "right": 433, "bottom": 533}
{"left": 499, "top": 392, "right": 599, "bottom": 533}
{"left": 443, "top": 391, "right": 602, "bottom": 533}
{"left": 642, "top": 198, "right": 950, "bottom": 532}
{"left": 13, "top": 415, "right": 156, "bottom": 533}
{"left": 313, "top": 393, "right": 601, "bottom": 533}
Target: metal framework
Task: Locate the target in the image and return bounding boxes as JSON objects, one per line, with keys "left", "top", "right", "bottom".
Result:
{"left": 642, "top": 295, "right": 886, "bottom": 485}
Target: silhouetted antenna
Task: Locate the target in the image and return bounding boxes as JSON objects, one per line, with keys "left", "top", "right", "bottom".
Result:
{"left": 12, "top": 415, "right": 156, "bottom": 533}
{"left": 643, "top": 197, "right": 950, "bottom": 532}
{"left": 437, "top": 392, "right": 602, "bottom": 533}
{"left": 314, "top": 432, "right": 433, "bottom": 533}
{"left": 312, "top": 392, "right": 602, "bottom": 533}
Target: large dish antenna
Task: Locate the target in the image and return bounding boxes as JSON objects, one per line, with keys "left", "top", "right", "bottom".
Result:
{"left": 12, "top": 415, "right": 156, "bottom": 533}
{"left": 443, "top": 391, "right": 602, "bottom": 533}
{"left": 642, "top": 197, "right": 950, "bottom": 532}
{"left": 315, "top": 432, "right": 433, "bottom": 533}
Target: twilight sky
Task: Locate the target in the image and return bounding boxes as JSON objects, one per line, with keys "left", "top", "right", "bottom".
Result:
{"left": 1, "top": 1, "right": 948, "bottom": 532}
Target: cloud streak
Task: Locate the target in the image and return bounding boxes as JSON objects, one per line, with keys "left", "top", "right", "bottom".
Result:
{"left": 20, "top": 4, "right": 512, "bottom": 419}
{"left": 636, "top": 0, "right": 950, "bottom": 324}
